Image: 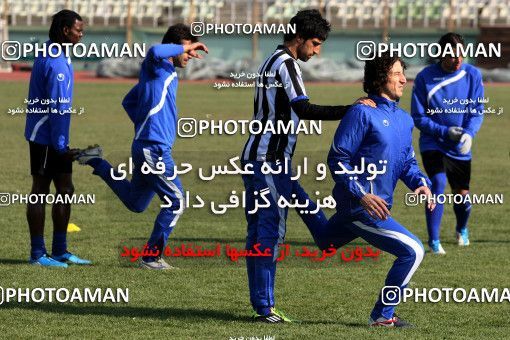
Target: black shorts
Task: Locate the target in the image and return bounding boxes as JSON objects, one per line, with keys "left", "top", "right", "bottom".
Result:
{"left": 421, "top": 150, "right": 470, "bottom": 190}
{"left": 29, "top": 142, "right": 72, "bottom": 177}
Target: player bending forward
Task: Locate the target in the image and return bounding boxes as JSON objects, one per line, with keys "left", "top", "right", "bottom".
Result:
{"left": 308, "top": 52, "right": 435, "bottom": 327}
{"left": 75, "top": 24, "right": 208, "bottom": 269}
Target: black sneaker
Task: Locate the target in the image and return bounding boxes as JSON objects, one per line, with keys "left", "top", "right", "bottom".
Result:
{"left": 252, "top": 308, "right": 293, "bottom": 323}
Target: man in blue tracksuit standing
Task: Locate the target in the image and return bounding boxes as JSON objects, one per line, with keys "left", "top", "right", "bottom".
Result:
{"left": 25, "top": 10, "right": 90, "bottom": 267}
{"left": 241, "top": 10, "right": 375, "bottom": 323}
{"left": 308, "top": 52, "right": 434, "bottom": 327}
{"left": 411, "top": 33, "right": 484, "bottom": 254}
{"left": 76, "top": 24, "right": 208, "bottom": 269}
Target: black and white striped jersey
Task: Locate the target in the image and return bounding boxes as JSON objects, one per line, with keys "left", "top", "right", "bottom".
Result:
{"left": 242, "top": 45, "right": 308, "bottom": 162}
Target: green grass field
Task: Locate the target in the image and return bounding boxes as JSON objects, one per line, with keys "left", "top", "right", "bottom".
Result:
{"left": 0, "top": 80, "right": 509, "bottom": 339}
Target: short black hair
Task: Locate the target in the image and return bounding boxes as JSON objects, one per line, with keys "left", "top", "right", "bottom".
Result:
{"left": 49, "top": 10, "right": 82, "bottom": 43}
{"left": 284, "top": 9, "right": 331, "bottom": 42}
{"left": 438, "top": 32, "right": 465, "bottom": 51}
{"left": 363, "top": 51, "right": 406, "bottom": 95}
{"left": 437, "top": 32, "right": 465, "bottom": 59}
{"left": 162, "top": 24, "right": 198, "bottom": 44}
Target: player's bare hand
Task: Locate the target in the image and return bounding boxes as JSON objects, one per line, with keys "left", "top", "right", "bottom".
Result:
{"left": 354, "top": 97, "right": 376, "bottom": 108}
{"left": 360, "top": 193, "right": 391, "bottom": 220}
{"left": 414, "top": 185, "right": 435, "bottom": 211}
{"left": 185, "top": 42, "right": 209, "bottom": 59}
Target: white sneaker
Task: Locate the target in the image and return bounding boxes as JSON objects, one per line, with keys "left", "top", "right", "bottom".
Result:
{"left": 429, "top": 240, "right": 446, "bottom": 255}
{"left": 75, "top": 144, "right": 103, "bottom": 165}
{"left": 456, "top": 228, "right": 470, "bottom": 246}
{"left": 140, "top": 257, "right": 178, "bottom": 270}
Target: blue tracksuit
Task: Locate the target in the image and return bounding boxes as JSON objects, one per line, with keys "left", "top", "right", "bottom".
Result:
{"left": 25, "top": 41, "right": 74, "bottom": 153}
{"left": 91, "top": 44, "right": 185, "bottom": 256}
{"left": 309, "top": 95, "right": 430, "bottom": 320}
{"left": 411, "top": 63, "right": 484, "bottom": 161}
{"left": 125, "top": 44, "right": 184, "bottom": 145}
{"left": 329, "top": 95, "right": 431, "bottom": 214}
{"left": 411, "top": 62, "right": 483, "bottom": 243}
{"left": 242, "top": 161, "right": 324, "bottom": 312}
